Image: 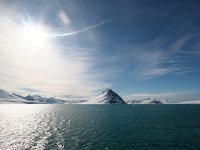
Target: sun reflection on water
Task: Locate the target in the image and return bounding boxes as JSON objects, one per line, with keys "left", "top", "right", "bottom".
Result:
{"left": 0, "top": 105, "right": 64, "bottom": 150}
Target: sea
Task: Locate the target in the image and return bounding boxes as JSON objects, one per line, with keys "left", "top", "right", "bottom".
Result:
{"left": 0, "top": 104, "right": 200, "bottom": 150}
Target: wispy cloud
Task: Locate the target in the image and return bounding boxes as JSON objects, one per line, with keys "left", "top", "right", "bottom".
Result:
{"left": 20, "top": 87, "right": 40, "bottom": 93}
{"left": 131, "top": 49, "right": 179, "bottom": 80}
{"left": 120, "top": 34, "right": 200, "bottom": 80}
{"left": 176, "top": 68, "right": 200, "bottom": 76}
{"left": 52, "top": 20, "right": 111, "bottom": 37}
{"left": 0, "top": 8, "right": 110, "bottom": 97}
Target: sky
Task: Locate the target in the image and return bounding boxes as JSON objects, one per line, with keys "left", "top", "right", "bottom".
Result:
{"left": 0, "top": 0, "right": 200, "bottom": 101}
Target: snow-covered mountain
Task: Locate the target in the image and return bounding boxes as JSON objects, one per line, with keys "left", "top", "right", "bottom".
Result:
{"left": 24, "top": 95, "right": 64, "bottom": 104}
{"left": 85, "top": 88, "right": 126, "bottom": 104}
{"left": 0, "top": 89, "right": 33, "bottom": 104}
{"left": 125, "top": 98, "right": 169, "bottom": 104}
{"left": 0, "top": 89, "right": 17, "bottom": 99}
{"left": 1, "top": 89, "right": 83, "bottom": 104}
{"left": 0, "top": 89, "right": 65, "bottom": 104}
{"left": 24, "top": 95, "right": 89, "bottom": 104}
{"left": 0, "top": 88, "right": 171, "bottom": 104}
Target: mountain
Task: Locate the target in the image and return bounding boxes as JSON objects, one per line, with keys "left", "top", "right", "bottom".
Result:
{"left": 0, "top": 89, "right": 17, "bottom": 99}
{"left": 0, "top": 88, "right": 170, "bottom": 104}
{"left": 2, "top": 89, "right": 82, "bottom": 104}
{"left": 16, "top": 94, "right": 65, "bottom": 104}
{"left": 85, "top": 88, "right": 126, "bottom": 104}
{"left": 0, "top": 89, "right": 33, "bottom": 104}
{"left": 1, "top": 90, "right": 65, "bottom": 104}
{"left": 126, "top": 98, "right": 169, "bottom": 104}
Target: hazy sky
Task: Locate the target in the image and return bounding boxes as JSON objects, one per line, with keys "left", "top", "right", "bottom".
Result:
{"left": 0, "top": 0, "right": 200, "bottom": 100}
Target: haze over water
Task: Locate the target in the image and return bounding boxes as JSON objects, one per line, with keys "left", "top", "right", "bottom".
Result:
{"left": 0, "top": 104, "right": 200, "bottom": 150}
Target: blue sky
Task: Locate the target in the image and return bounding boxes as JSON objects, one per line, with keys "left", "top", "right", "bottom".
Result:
{"left": 0, "top": 0, "right": 200, "bottom": 100}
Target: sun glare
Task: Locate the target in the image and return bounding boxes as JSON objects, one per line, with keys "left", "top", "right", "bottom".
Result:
{"left": 21, "top": 24, "right": 49, "bottom": 46}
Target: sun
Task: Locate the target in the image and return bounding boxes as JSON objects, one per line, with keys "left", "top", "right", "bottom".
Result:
{"left": 21, "top": 23, "right": 49, "bottom": 46}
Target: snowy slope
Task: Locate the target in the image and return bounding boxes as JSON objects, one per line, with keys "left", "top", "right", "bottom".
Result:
{"left": 24, "top": 95, "right": 65, "bottom": 104}
{"left": 0, "top": 89, "right": 33, "bottom": 104}
{"left": 0, "top": 89, "right": 16, "bottom": 99}
{"left": 85, "top": 88, "right": 126, "bottom": 104}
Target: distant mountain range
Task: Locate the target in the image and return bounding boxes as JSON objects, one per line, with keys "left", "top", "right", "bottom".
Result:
{"left": 1, "top": 88, "right": 199, "bottom": 104}
{"left": 126, "top": 98, "right": 169, "bottom": 104}
{"left": 12, "top": 93, "right": 87, "bottom": 104}
{"left": 0, "top": 89, "right": 88, "bottom": 104}
{"left": 13, "top": 94, "right": 65, "bottom": 104}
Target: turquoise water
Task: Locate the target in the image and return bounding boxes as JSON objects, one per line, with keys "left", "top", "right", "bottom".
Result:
{"left": 0, "top": 104, "right": 200, "bottom": 150}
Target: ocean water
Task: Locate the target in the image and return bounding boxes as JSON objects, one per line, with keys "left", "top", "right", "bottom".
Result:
{"left": 0, "top": 105, "right": 200, "bottom": 150}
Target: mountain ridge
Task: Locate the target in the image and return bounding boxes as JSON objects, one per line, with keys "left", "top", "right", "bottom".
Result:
{"left": 3, "top": 88, "right": 200, "bottom": 104}
{"left": 0, "top": 89, "right": 35, "bottom": 104}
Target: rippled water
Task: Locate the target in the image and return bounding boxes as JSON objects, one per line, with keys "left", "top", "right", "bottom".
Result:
{"left": 0, "top": 105, "right": 200, "bottom": 150}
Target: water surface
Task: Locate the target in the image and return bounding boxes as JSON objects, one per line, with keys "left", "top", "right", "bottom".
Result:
{"left": 0, "top": 104, "right": 200, "bottom": 150}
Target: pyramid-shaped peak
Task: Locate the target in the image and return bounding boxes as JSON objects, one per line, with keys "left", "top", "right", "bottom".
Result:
{"left": 85, "top": 88, "right": 126, "bottom": 104}
{"left": 0, "top": 89, "right": 11, "bottom": 96}
{"left": 0, "top": 89, "right": 20, "bottom": 99}
{"left": 102, "top": 88, "right": 113, "bottom": 94}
